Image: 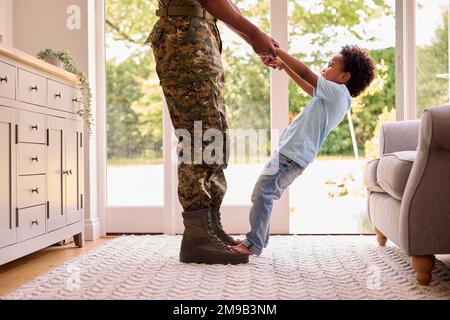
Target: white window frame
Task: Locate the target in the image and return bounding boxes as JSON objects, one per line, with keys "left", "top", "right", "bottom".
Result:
{"left": 396, "top": 0, "right": 417, "bottom": 121}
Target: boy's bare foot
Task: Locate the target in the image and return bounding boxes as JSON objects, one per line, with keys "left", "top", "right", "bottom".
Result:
{"left": 227, "top": 243, "right": 252, "bottom": 255}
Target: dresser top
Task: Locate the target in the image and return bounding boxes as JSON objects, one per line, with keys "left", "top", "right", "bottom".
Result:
{"left": 0, "top": 43, "right": 80, "bottom": 85}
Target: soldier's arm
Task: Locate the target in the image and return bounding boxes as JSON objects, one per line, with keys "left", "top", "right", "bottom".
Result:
{"left": 225, "top": 1, "right": 280, "bottom": 48}
{"left": 224, "top": 1, "right": 249, "bottom": 42}
{"left": 197, "top": 0, "right": 277, "bottom": 57}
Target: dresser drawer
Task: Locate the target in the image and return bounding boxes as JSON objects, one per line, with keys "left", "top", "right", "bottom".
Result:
{"left": 18, "top": 143, "right": 46, "bottom": 175}
{"left": 17, "top": 68, "right": 47, "bottom": 106}
{"left": 18, "top": 110, "right": 46, "bottom": 144}
{"left": 17, "top": 205, "right": 46, "bottom": 242}
{"left": 17, "top": 175, "right": 46, "bottom": 208}
{"left": 48, "top": 80, "right": 78, "bottom": 113}
{"left": 0, "top": 60, "right": 16, "bottom": 100}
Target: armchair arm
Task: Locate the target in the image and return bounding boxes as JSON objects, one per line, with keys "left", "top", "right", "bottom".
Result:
{"left": 400, "top": 106, "right": 450, "bottom": 256}
{"left": 379, "top": 120, "right": 421, "bottom": 157}
{"left": 420, "top": 106, "right": 450, "bottom": 151}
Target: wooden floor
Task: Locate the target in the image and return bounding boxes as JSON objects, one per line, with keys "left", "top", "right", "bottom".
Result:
{"left": 0, "top": 236, "right": 115, "bottom": 297}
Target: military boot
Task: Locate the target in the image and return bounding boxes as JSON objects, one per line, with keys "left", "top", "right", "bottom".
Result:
{"left": 180, "top": 208, "right": 249, "bottom": 265}
{"left": 210, "top": 208, "right": 239, "bottom": 245}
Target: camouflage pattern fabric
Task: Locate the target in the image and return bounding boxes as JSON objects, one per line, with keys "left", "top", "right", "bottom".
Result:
{"left": 148, "top": 16, "right": 228, "bottom": 212}
{"left": 145, "top": 16, "right": 222, "bottom": 86}
{"left": 158, "top": 0, "right": 200, "bottom": 7}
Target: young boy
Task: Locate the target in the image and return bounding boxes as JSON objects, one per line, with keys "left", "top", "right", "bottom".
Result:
{"left": 228, "top": 45, "right": 375, "bottom": 256}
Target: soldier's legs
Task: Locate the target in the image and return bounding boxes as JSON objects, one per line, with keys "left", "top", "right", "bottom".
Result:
{"left": 207, "top": 73, "right": 230, "bottom": 209}
{"left": 177, "top": 164, "right": 219, "bottom": 211}
{"left": 162, "top": 79, "right": 245, "bottom": 264}
{"left": 207, "top": 167, "right": 227, "bottom": 209}
{"left": 204, "top": 76, "right": 240, "bottom": 245}
{"left": 162, "top": 78, "right": 228, "bottom": 211}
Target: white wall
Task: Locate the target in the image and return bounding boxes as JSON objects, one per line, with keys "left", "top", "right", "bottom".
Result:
{"left": 0, "top": 0, "right": 14, "bottom": 45}
{"left": 13, "top": 0, "right": 89, "bottom": 73}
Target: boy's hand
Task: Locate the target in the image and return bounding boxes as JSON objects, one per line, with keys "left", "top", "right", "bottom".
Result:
{"left": 261, "top": 56, "right": 285, "bottom": 70}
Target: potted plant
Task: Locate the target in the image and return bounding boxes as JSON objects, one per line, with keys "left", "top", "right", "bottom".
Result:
{"left": 37, "top": 49, "right": 93, "bottom": 136}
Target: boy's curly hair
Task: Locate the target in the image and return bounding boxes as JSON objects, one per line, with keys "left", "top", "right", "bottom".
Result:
{"left": 340, "top": 45, "right": 375, "bottom": 98}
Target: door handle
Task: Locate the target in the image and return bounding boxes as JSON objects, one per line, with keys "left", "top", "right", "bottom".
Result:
{"left": 31, "top": 188, "right": 40, "bottom": 194}
{"left": 0, "top": 75, "right": 8, "bottom": 83}
{"left": 31, "top": 156, "right": 39, "bottom": 162}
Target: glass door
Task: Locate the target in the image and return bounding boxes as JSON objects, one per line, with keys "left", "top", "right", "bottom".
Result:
{"left": 104, "top": 0, "right": 288, "bottom": 234}
{"left": 105, "top": 0, "right": 164, "bottom": 232}
{"left": 218, "top": 0, "right": 275, "bottom": 234}
{"left": 416, "top": 0, "right": 450, "bottom": 118}
{"left": 287, "top": 0, "right": 396, "bottom": 234}
{"left": 165, "top": 0, "right": 289, "bottom": 235}
{"left": 103, "top": 0, "right": 427, "bottom": 235}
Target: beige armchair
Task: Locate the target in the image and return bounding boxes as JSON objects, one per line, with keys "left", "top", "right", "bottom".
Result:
{"left": 364, "top": 106, "right": 450, "bottom": 286}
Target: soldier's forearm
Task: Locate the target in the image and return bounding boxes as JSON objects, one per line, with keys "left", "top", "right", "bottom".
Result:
{"left": 226, "top": 24, "right": 250, "bottom": 43}
{"left": 225, "top": 1, "right": 250, "bottom": 42}
{"left": 197, "top": 0, "right": 260, "bottom": 41}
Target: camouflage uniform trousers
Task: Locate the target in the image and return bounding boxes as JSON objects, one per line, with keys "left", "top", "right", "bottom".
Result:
{"left": 147, "top": 15, "right": 229, "bottom": 212}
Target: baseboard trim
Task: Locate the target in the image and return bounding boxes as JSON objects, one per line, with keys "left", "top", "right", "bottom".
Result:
{"left": 84, "top": 218, "right": 101, "bottom": 241}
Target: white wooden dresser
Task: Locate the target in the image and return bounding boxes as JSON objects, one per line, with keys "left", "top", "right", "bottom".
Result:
{"left": 0, "top": 43, "right": 84, "bottom": 265}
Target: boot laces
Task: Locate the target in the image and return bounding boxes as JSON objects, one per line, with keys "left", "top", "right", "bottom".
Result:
{"left": 206, "top": 209, "right": 226, "bottom": 249}
{"left": 212, "top": 210, "right": 235, "bottom": 243}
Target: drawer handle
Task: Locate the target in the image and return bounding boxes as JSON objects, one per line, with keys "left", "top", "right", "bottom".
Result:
{"left": 31, "top": 188, "right": 40, "bottom": 194}
{"left": 0, "top": 75, "right": 8, "bottom": 83}
{"left": 31, "top": 124, "right": 39, "bottom": 131}
{"left": 31, "top": 156, "right": 39, "bottom": 162}
{"left": 31, "top": 219, "right": 39, "bottom": 226}
{"left": 31, "top": 85, "right": 39, "bottom": 91}
{"left": 72, "top": 97, "right": 80, "bottom": 103}
{"left": 55, "top": 92, "right": 62, "bottom": 98}
{"left": 63, "top": 169, "right": 73, "bottom": 175}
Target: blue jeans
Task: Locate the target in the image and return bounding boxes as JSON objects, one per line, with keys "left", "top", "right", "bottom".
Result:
{"left": 242, "top": 152, "right": 305, "bottom": 255}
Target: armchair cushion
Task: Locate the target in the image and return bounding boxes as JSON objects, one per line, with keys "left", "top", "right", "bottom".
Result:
{"left": 363, "top": 159, "right": 385, "bottom": 193}
{"left": 377, "top": 151, "right": 416, "bottom": 200}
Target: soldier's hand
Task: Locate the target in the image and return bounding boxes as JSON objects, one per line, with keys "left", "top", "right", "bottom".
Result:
{"left": 271, "top": 37, "right": 280, "bottom": 48}
{"left": 248, "top": 29, "right": 277, "bottom": 58}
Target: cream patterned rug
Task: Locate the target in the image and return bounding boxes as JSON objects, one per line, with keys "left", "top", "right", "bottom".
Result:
{"left": 3, "top": 235, "right": 450, "bottom": 300}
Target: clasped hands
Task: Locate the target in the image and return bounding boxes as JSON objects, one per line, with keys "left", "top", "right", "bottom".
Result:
{"left": 246, "top": 28, "right": 285, "bottom": 70}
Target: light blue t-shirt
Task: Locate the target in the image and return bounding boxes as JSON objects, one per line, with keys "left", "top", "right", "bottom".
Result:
{"left": 278, "top": 76, "right": 352, "bottom": 168}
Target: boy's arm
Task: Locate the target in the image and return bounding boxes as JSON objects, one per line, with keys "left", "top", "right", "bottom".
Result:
{"left": 265, "top": 57, "right": 314, "bottom": 97}
{"left": 276, "top": 48, "right": 319, "bottom": 88}
{"left": 262, "top": 57, "right": 314, "bottom": 97}
{"left": 285, "top": 66, "right": 314, "bottom": 97}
